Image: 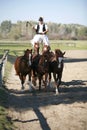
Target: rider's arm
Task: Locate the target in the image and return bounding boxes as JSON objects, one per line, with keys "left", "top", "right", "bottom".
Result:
{"left": 32, "top": 25, "right": 37, "bottom": 31}
{"left": 43, "top": 29, "right": 48, "bottom": 34}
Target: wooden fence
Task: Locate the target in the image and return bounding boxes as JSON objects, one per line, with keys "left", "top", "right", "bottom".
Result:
{"left": 0, "top": 50, "right": 9, "bottom": 87}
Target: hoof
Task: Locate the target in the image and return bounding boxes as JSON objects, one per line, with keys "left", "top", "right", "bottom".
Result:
{"left": 55, "top": 92, "right": 59, "bottom": 95}
{"left": 55, "top": 88, "right": 59, "bottom": 95}
{"left": 39, "top": 88, "right": 41, "bottom": 91}
{"left": 44, "top": 88, "right": 47, "bottom": 92}
{"left": 29, "top": 85, "right": 34, "bottom": 92}
{"left": 21, "top": 86, "right": 24, "bottom": 90}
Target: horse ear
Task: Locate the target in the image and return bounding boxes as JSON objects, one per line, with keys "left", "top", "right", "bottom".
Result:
{"left": 63, "top": 51, "right": 66, "bottom": 56}
{"left": 55, "top": 49, "right": 57, "bottom": 53}
{"left": 30, "top": 49, "right": 32, "bottom": 53}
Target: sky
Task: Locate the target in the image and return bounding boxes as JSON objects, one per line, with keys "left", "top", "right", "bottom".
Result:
{"left": 0, "top": 0, "right": 87, "bottom": 26}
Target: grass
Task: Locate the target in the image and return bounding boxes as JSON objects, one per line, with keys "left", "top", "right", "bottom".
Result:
{"left": 0, "top": 40, "right": 87, "bottom": 53}
{"left": 3, "top": 55, "right": 16, "bottom": 82}
{"left": 0, "top": 87, "right": 14, "bottom": 130}
{"left": 50, "top": 40, "right": 87, "bottom": 50}
{"left": 0, "top": 105, "right": 13, "bottom": 130}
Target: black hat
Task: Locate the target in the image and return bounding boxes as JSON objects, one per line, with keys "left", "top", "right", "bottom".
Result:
{"left": 39, "top": 17, "right": 43, "bottom": 21}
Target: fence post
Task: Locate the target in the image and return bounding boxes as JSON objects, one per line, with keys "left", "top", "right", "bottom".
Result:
{"left": 0, "top": 50, "right": 9, "bottom": 87}
{"left": 0, "top": 63, "right": 3, "bottom": 87}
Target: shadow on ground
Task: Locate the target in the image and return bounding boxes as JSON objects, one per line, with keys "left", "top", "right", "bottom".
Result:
{"left": 64, "top": 57, "right": 87, "bottom": 63}
{"left": 7, "top": 79, "right": 87, "bottom": 110}
{"left": 7, "top": 80, "right": 87, "bottom": 130}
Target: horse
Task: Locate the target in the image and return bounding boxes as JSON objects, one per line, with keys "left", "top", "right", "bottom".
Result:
{"left": 31, "top": 42, "right": 40, "bottom": 86}
{"left": 49, "top": 49, "right": 65, "bottom": 94}
{"left": 38, "top": 51, "right": 50, "bottom": 90}
{"left": 32, "top": 45, "right": 50, "bottom": 91}
{"left": 14, "top": 49, "right": 32, "bottom": 90}
{"left": 33, "top": 44, "right": 65, "bottom": 94}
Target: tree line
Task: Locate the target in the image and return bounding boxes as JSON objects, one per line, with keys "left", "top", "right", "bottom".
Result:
{"left": 0, "top": 20, "right": 87, "bottom": 40}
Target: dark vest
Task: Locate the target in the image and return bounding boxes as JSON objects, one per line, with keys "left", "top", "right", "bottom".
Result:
{"left": 36, "top": 24, "right": 46, "bottom": 34}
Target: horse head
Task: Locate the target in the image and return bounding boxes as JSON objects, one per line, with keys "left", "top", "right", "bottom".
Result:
{"left": 38, "top": 51, "right": 49, "bottom": 74}
{"left": 55, "top": 49, "right": 65, "bottom": 68}
{"left": 24, "top": 49, "right": 32, "bottom": 66}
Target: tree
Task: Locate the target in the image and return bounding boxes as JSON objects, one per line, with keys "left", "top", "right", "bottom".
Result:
{"left": 1, "top": 20, "right": 12, "bottom": 33}
{"left": 1, "top": 20, "right": 12, "bottom": 38}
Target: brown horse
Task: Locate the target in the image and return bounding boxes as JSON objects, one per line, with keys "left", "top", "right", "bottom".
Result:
{"left": 42, "top": 45, "right": 65, "bottom": 94}
{"left": 49, "top": 49, "right": 65, "bottom": 94}
{"left": 14, "top": 49, "right": 32, "bottom": 90}
{"left": 32, "top": 43, "right": 40, "bottom": 86}
{"left": 38, "top": 52, "right": 50, "bottom": 90}
{"left": 32, "top": 46, "right": 50, "bottom": 91}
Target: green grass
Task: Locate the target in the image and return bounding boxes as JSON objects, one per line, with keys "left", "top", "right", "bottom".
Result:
{"left": 0, "top": 88, "right": 14, "bottom": 130}
{"left": 0, "top": 44, "right": 31, "bottom": 50}
{"left": 0, "top": 106, "right": 14, "bottom": 130}
{"left": 0, "top": 40, "right": 87, "bottom": 54}
{"left": 50, "top": 40, "right": 87, "bottom": 50}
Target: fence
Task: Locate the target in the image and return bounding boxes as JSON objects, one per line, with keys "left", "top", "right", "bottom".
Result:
{"left": 0, "top": 50, "right": 9, "bottom": 87}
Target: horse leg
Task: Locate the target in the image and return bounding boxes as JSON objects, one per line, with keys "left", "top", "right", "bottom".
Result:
{"left": 53, "top": 73, "right": 59, "bottom": 94}
{"left": 38, "top": 76, "right": 42, "bottom": 91}
{"left": 19, "top": 75, "right": 26, "bottom": 90}
{"left": 48, "top": 72, "right": 53, "bottom": 88}
{"left": 44, "top": 73, "right": 49, "bottom": 91}
{"left": 28, "top": 72, "right": 34, "bottom": 91}
{"left": 32, "top": 70, "right": 37, "bottom": 86}
{"left": 56, "top": 72, "right": 62, "bottom": 93}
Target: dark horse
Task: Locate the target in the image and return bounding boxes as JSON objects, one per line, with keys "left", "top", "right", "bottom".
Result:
{"left": 32, "top": 45, "right": 50, "bottom": 91}
{"left": 49, "top": 49, "right": 65, "bottom": 94}
{"left": 31, "top": 42, "right": 40, "bottom": 86}
{"left": 14, "top": 49, "right": 32, "bottom": 90}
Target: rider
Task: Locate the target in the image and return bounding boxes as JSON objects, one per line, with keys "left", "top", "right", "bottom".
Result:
{"left": 31, "top": 17, "right": 50, "bottom": 49}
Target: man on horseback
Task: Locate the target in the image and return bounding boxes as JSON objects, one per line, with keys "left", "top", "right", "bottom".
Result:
{"left": 31, "top": 17, "right": 50, "bottom": 50}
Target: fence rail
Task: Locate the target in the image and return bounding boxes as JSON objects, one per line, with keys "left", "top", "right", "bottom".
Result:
{"left": 0, "top": 50, "right": 9, "bottom": 87}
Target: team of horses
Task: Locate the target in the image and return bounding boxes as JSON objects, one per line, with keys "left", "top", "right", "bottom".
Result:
{"left": 14, "top": 43, "right": 65, "bottom": 94}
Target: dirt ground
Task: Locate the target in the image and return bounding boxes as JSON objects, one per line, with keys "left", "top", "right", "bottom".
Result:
{"left": 6, "top": 50, "right": 87, "bottom": 130}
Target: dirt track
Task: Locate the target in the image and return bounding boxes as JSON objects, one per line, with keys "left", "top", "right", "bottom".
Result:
{"left": 6, "top": 50, "right": 87, "bottom": 130}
